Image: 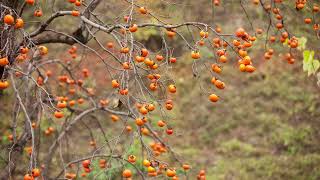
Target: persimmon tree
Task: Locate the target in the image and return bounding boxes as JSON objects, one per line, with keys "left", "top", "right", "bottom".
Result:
{"left": 0, "top": 0, "right": 319, "bottom": 179}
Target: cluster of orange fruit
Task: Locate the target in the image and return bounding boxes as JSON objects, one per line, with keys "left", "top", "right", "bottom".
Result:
{"left": 23, "top": 168, "right": 41, "bottom": 180}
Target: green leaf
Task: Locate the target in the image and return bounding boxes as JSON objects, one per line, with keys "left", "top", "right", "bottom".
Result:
{"left": 297, "top": 37, "right": 307, "bottom": 50}
{"left": 313, "top": 60, "right": 320, "bottom": 72}
{"left": 303, "top": 50, "right": 316, "bottom": 75}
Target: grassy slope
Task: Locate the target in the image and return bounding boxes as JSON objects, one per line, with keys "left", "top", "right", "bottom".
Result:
{"left": 170, "top": 55, "right": 320, "bottom": 179}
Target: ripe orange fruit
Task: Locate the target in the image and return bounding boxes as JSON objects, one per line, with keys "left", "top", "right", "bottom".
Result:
{"left": 199, "top": 30, "right": 209, "bottom": 38}
{"left": 57, "top": 101, "right": 67, "bottom": 108}
{"left": 156, "top": 55, "right": 164, "bottom": 61}
{"left": 128, "top": 155, "right": 136, "bottom": 163}
{"left": 122, "top": 169, "right": 132, "bottom": 178}
{"left": 107, "top": 42, "right": 113, "bottom": 48}
{"left": 157, "top": 120, "right": 166, "bottom": 127}
{"left": 135, "top": 56, "right": 145, "bottom": 62}
{"left": 139, "top": 7, "right": 147, "bottom": 14}
{"left": 141, "top": 48, "right": 149, "bottom": 57}
{"left": 139, "top": 106, "right": 148, "bottom": 115}
{"left": 71, "top": 10, "right": 80, "bottom": 16}
{"left": 4, "top": 15, "right": 14, "bottom": 25}
{"left": 34, "top": 10, "right": 43, "bottom": 17}
{"left": 182, "top": 164, "right": 191, "bottom": 170}
{"left": 54, "top": 111, "right": 64, "bottom": 118}
{"left": 304, "top": 18, "right": 312, "bottom": 24}
{"left": 219, "top": 55, "right": 227, "bottom": 63}
{"left": 31, "top": 168, "right": 41, "bottom": 177}
{"left": 111, "top": 114, "right": 120, "bottom": 122}
{"left": 215, "top": 80, "right": 225, "bottom": 89}
{"left": 23, "top": 174, "right": 34, "bottom": 180}
{"left": 122, "top": 62, "right": 130, "bottom": 69}
{"left": 169, "top": 57, "right": 177, "bottom": 63}
{"left": 143, "top": 159, "right": 151, "bottom": 167}
{"left": 239, "top": 64, "right": 246, "bottom": 72}
{"left": 191, "top": 51, "right": 201, "bottom": 59}
{"left": 126, "top": 126, "right": 132, "bottom": 132}
{"left": 168, "top": 84, "right": 176, "bottom": 93}
{"left": 39, "top": 46, "right": 48, "bottom": 55}
{"left": 235, "top": 28, "right": 245, "bottom": 37}
{"left": 25, "top": 0, "right": 35, "bottom": 5}
{"left": 0, "top": 81, "right": 9, "bottom": 90}
{"left": 0, "top": 57, "right": 9, "bottom": 66}
{"left": 211, "top": 64, "right": 222, "bottom": 73}
{"left": 146, "top": 104, "right": 155, "bottom": 111}
{"left": 120, "top": 47, "right": 129, "bottom": 53}
{"left": 15, "top": 18, "right": 24, "bottom": 29}
{"left": 166, "top": 169, "right": 176, "bottom": 177}
{"left": 75, "top": 0, "right": 81, "bottom": 6}
{"left": 209, "top": 94, "right": 219, "bottom": 102}
{"left": 313, "top": 5, "right": 319, "bottom": 12}
{"left": 166, "top": 30, "right": 176, "bottom": 38}
{"left": 245, "top": 65, "right": 256, "bottom": 73}
{"left": 111, "top": 80, "right": 120, "bottom": 88}
{"left": 129, "top": 24, "right": 138, "bottom": 32}
{"left": 82, "top": 160, "right": 90, "bottom": 168}
{"left": 135, "top": 118, "right": 144, "bottom": 126}
{"left": 165, "top": 103, "right": 173, "bottom": 110}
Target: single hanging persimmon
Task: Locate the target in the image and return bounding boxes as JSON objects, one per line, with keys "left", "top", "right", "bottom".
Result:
{"left": 245, "top": 65, "right": 256, "bottom": 73}
{"left": 23, "top": 174, "right": 34, "bottom": 180}
{"left": 75, "top": 0, "right": 81, "bottom": 6}
{"left": 106, "top": 42, "right": 113, "bottom": 48}
{"left": 139, "top": 7, "right": 147, "bottom": 14}
{"left": 15, "top": 18, "right": 24, "bottom": 29}
{"left": 170, "top": 57, "right": 177, "bottom": 63}
{"left": 129, "top": 24, "right": 138, "bottom": 32}
{"left": 166, "top": 169, "right": 176, "bottom": 177}
{"left": 168, "top": 84, "right": 176, "bottom": 93}
{"left": 4, "top": 15, "right": 14, "bottom": 25}
{"left": 54, "top": 111, "right": 64, "bottom": 118}
{"left": 57, "top": 101, "right": 67, "bottom": 108}
{"left": 0, "top": 57, "right": 9, "bottom": 66}
{"left": 304, "top": 18, "right": 312, "bottom": 24}
{"left": 139, "top": 106, "right": 148, "bottom": 115}
{"left": 211, "top": 64, "right": 222, "bottom": 73}
{"left": 157, "top": 120, "right": 166, "bottom": 127}
{"left": 191, "top": 51, "right": 201, "bottom": 59}
{"left": 128, "top": 155, "right": 136, "bottom": 163}
{"left": 182, "top": 164, "right": 191, "bottom": 170}
{"left": 209, "top": 94, "right": 219, "bottom": 102}
{"left": 239, "top": 64, "right": 246, "bottom": 72}
{"left": 135, "top": 118, "right": 144, "bottom": 126}
{"left": 0, "top": 81, "right": 9, "bottom": 90}
{"left": 166, "top": 128, "right": 173, "bottom": 135}
{"left": 166, "top": 30, "right": 176, "bottom": 38}
{"left": 111, "top": 79, "right": 120, "bottom": 88}
{"left": 120, "top": 47, "right": 129, "bottom": 53}
{"left": 34, "top": 10, "right": 43, "bottom": 17}
{"left": 141, "top": 48, "right": 149, "bottom": 57}
{"left": 122, "top": 169, "right": 132, "bottom": 178}
{"left": 156, "top": 55, "right": 164, "bottom": 61}
{"left": 31, "top": 168, "right": 41, "bottom": 177}
{"left": 110, "top": 114, "right": 119, "bottom": 122}
{"left": 82, "top": 160, "right": 91, "bottom": 168}
{"left": 39, "top": 46, "right": 48, "bottom": 55}
{"left": 25, "top": 0, "right": 35, "bottom": 5}
{"left": 71, "top": 10, "right": 80, "bottom": 16}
